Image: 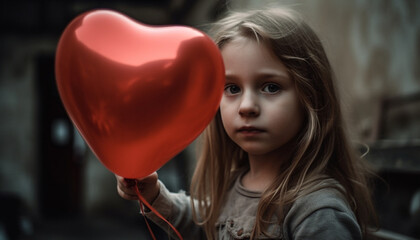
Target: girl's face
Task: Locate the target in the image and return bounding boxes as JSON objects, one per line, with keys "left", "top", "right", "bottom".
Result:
{"left": 220, "top": 36, "right": 304, "bottom": 157}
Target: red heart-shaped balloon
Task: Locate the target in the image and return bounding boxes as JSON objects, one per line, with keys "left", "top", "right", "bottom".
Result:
{"left": 55, "top": 10, "right": 224, "bottom": 178}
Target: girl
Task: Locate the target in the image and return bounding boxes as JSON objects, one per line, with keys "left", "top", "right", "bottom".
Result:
{"left": 116, "top": 7, "right": 376, "bottom": 239}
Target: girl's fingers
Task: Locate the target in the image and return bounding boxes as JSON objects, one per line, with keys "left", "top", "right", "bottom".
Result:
{"left": 115, "top": 175, "right": 134, "bottom": 187}
{"left": 115, "top": 172, "right": 159, "bottom": 201}
{"left": 117, "top": 179, "right": 140, "bottom": 200}
{"left": 118, "top": 179, "right": 137, "bottom": 194}
{"left": 116, "top": 176, "right": 141, "bottom": 200}
{"left": 117, "top": 186, "right": 138, "bottom": 200}
{"left": 124, "top": 178, "right": 136, "bottom": 187}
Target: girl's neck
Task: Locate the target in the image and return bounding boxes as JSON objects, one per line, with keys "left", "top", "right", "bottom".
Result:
{"left": 242, "top": 148, "right": 291, "bottom": 192}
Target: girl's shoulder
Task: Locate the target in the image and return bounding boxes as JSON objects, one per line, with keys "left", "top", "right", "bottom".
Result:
{"left": 288, "top": 180, "right": 352, "bottom": 221}
{"left": 283, "top": 178, "right": 362, "bottom": 239}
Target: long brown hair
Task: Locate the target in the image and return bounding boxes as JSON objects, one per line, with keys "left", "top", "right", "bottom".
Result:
{"left": 190, "top": 8, "right": 376, "bottom": 239}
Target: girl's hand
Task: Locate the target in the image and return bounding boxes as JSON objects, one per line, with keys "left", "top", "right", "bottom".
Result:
{"left": 115, "top": 172, "right": 160, "bottom": 204}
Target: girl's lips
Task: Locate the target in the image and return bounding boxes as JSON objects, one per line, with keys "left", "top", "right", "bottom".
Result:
{"left": 237, "top": 126, "right": 265, "bottom": 134}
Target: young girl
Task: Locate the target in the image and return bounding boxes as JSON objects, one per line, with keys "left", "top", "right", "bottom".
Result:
{"left": 116, "top": 7, "right": 376, "bottom": 239}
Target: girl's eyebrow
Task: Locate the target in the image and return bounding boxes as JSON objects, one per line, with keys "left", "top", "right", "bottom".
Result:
{"left": 256, "top": 69, "right": 290, "bottom": 80}
{"left": 224, "top": 70, "right": 291, "bottom": 86}
{"left": 255, "top": 73, "right": 289, "bottom": 82}
{"left": 225, "top": 71, "right": 289, "bottom": 80}
{"left": 225, "top": 72, "right": 238, "bottom": 81}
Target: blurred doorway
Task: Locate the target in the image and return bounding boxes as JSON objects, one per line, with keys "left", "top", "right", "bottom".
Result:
{"left": 36, "top": 54, "right": 84, "bottom": 218}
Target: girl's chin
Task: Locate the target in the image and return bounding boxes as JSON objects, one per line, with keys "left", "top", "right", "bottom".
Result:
{"left": 239, "top": 144, "right": 288, "bottom": 159}
{"left": 240, "top": 146, "right": 271, "bottom": 156}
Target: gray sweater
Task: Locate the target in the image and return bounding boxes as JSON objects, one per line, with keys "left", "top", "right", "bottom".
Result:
{"left": 145, "top": 177, "right": 362, "bottom": 239}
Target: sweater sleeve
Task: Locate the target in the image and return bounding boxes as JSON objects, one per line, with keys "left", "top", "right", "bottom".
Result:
{"left": 283, "top": 187, "right": 362, "bottom": 240}
{"left": 144, "top": 181, "right": 205, "bottom": 239}
{"left": 291, "top": 207, "right": 362, "bottom": 240}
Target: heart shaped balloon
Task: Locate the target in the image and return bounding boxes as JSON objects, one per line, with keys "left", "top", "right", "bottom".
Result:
{"left": 55, "top": 10, "right": 224, "bottom": 178}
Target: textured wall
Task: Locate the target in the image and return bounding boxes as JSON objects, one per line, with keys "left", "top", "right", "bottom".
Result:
{"left": 229, "top": 0, "right": 420, "bottom": 142}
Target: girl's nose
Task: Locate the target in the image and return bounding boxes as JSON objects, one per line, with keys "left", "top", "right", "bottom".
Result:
{"left": 239, "top": 92, "right": 260, "bottom": 117}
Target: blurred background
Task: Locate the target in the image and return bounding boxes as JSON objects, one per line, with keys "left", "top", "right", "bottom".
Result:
{"left": 0, "top": 0, "right": 419, "bottom": 239}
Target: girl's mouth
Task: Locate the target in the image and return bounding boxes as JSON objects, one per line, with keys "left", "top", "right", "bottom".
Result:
{"left": 237, "top": 126, "right": 265, "bottom": 135}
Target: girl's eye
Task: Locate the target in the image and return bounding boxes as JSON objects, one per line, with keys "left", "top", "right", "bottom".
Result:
{"left": 224, "top": 84, "right": 241, "bottom": 95}
{"left": 262, "top": 83, "right": 281, "bottom": 93}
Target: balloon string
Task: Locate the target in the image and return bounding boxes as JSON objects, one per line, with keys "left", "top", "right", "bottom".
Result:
{"left": 135, "top": 180, "right": 183, "bottom": 240}
{"left": 139, "top": 201, "right": 156, "bottom": 240}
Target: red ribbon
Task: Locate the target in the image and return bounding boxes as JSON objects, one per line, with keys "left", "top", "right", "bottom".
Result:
{"left": 135, "top": 180, "right": 183, "bottom": 240}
